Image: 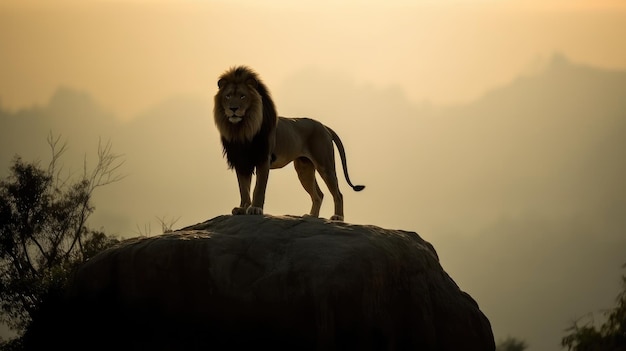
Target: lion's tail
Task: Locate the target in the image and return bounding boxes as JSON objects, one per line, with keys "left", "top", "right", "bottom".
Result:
{"left": 326, "top": 127, "right": 365, "bottom": 192}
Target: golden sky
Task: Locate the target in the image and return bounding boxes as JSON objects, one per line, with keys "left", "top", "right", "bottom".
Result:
{"left": 1, "top": 0, "right": 625, "bottom": 119}
{"left": 2, "top": 1, "right": 626, "bottom": 349}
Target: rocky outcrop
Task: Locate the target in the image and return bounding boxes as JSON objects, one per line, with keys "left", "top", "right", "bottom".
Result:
{"left": 37, "top": 215, "right": 495, "bottom": 350}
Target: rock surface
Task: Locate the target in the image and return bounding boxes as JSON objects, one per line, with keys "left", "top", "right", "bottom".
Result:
{"left": 41, "top": 215, "right": 495, "bottom": 350}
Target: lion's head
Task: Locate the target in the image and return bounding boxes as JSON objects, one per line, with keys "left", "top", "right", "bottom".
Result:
{"left": 214, "top": 66, "right": 266, "bottom": 143}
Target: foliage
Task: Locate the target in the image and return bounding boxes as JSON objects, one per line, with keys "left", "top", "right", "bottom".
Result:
{"left": 0, "top": 134, "right": 123, "bottom": 340}
{"left": 496, "top": 336, "right": 528, "bottom": 351}
{"left": 562, "top": 268, "right": 626, "bottom": 350}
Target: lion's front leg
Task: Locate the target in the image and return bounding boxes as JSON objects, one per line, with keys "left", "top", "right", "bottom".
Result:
{"left": 233, "top": 170, "right": 252, "bottom": 215}
{"left": 248, "top": 161, "right": 270, "bottom": 215}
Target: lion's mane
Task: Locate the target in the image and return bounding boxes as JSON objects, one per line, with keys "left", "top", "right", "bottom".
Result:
{"left": 214, "top": 66, "right": 278, "bottom": 175}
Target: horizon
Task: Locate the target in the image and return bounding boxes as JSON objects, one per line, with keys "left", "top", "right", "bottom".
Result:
{"left": 0, "top": 53, "right": 619, "bottom": 121}
{"left": 1, "top": 1, "right": 626, "bottom": 120}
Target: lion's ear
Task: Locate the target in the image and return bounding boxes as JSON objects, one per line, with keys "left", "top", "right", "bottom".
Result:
{"left": 246, "top": 78, "right": 258, "bottom": 88}
{"left": 217, "top": 78, "right": 227, "bottom": 89}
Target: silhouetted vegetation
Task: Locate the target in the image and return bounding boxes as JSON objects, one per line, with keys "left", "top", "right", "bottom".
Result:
{"left": 0, "top": 134, "right": 123, "bottom": 349}
{"left": 496, "top": 336, "right": 528, "bottom": 351}
{"left": 562, "top": 266, "right": 626, "bottom": 350}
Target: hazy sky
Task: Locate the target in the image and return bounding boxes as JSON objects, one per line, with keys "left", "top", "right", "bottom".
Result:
{"left": 1, "top": 1, "right": 626, "bottom": 350}
{"left": 1, "top": 0, "right": 626, "bottom": 119}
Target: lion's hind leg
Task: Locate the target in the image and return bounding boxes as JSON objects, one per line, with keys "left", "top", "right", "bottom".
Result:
{"left": 294, "top": 157, "right": 324, "bottom": 218}
{"left": 316, "top": 164, "right": 344, "bottom": 221}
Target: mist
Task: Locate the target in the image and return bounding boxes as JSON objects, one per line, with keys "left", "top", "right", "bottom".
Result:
{"left": 2, "top": 56, "right": 626, "bottom": 350}
{"left": 2, "top": 1, "right": 626, "bottom": 349}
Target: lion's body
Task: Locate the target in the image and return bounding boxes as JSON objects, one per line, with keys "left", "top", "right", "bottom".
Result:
{"left": 214, "top": 66, "right": 364, "bottom": 221}
{"left": 271, "top": 117, "right": 335, "bottom": 169}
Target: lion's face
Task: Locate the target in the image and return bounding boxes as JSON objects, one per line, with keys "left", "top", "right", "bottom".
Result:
{"left": 214, "top": 78, "right": 263, "bottom": 143}
{"left": 218, "top": 81, "right": 254, "bottom": 124}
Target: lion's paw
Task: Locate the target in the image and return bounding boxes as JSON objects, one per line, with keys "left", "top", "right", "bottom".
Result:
{"left": 330, "top": 215, "right": 344, "bottom": 221}
{"left": 246, "top": 206, "right": 264, "bottom": 215}
{"left": 232, "top": 207, "right": 248, "bottom": 215}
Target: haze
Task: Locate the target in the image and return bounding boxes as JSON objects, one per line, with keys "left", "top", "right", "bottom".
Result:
{"left": 1, "top": 1, "right": 626, "bottom": 350}
{"left": 2, "top": 0, "right": 626, "bottom": 119}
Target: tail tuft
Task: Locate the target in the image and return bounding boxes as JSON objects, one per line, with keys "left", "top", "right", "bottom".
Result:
{"left": 352, "top": 185, "right": 365, "bottom": 192}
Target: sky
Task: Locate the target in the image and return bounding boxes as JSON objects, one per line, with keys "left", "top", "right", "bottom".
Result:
{"left": 1, "top": 0, "right": 626, "bottom": 120}
{"left": 1, "top": 0, "right": 626, "bottom": 349}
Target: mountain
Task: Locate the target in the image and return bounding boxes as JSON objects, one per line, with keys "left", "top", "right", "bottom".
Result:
{"left": 425, "top": 55, "right": 626, "bottom": 222}
{"left": 0, "top": 87, "right": 119, "bottom": 166}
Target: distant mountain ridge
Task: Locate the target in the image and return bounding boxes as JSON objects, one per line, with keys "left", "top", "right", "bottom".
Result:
{"left": 2, "top": 57, "right": 625, "bottom": 230}
{"left": 441, "top": 55, "right": 626, "bottom": 211}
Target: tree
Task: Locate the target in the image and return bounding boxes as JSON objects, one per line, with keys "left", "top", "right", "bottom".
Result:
{"left": 0, "top": 134, "right": 124, "bottom": 340}
{"left": 562, "top": 267, "right": 626, "bottom": 350}
{"left": 496, "top": 336, "right": 528, "bottom": 351}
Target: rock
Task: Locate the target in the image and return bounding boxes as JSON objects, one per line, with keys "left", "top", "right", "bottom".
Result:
{"left": 40, "top": 215, "right": 495, "bottom": 350}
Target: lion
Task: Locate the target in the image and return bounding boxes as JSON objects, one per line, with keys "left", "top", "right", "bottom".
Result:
{"left": 213, "top": 66, "right": 365, "bottom": 221}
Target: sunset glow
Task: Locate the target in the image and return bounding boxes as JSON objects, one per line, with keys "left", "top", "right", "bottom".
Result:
{"left": 2, "top": 1, "right": 626, "bottom": 349}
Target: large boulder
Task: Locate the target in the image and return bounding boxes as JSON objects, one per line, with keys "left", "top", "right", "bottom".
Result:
{"left": 38, "top": 215, "right": 495, "bottom": 350}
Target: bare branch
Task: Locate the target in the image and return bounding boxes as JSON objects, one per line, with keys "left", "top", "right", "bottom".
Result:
{"left": 89, "top": 137, "right": 127, "bottom": 190}
{"left": 133, "top": 222, "right": 152, "bottom": 237}
{"left": 46, "top": 132, "right": 75, "bottom": 192}
{"left": 155, "top": 215, "right": 181, "bottom": 233}
{"left": 66, "top": 138, "right": 125, "bottom": 259}
{"left": 46, "top": 132, "right": 68, "bottom": 180}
